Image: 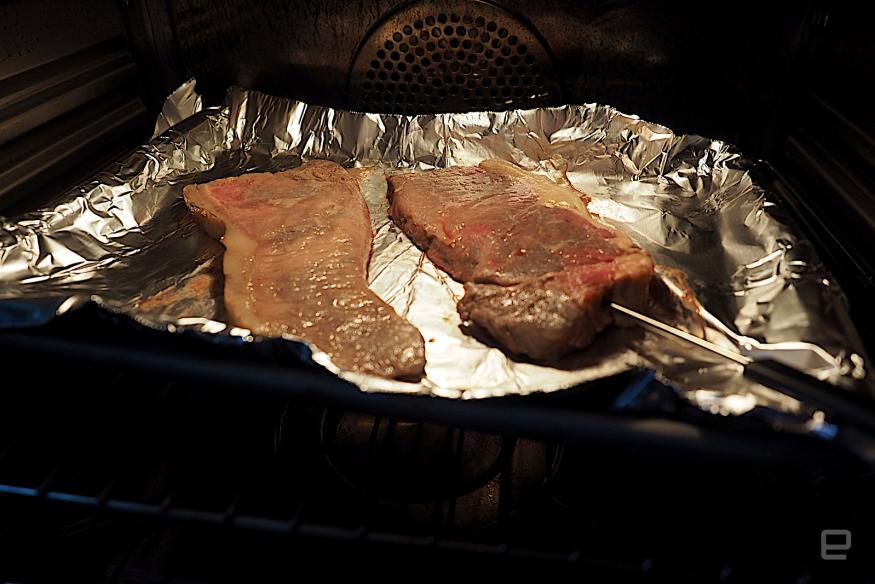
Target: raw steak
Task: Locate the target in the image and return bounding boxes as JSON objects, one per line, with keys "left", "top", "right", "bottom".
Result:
{"left": 183, "top": 161, "right": 426, "bottom": 379}
{"left": 387, "top": 159, "right": 653, "bottom": 359}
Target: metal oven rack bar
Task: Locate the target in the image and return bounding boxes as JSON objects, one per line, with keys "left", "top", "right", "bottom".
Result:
{"left": 0, "top": 322, "right": 856, "bottom": 467}
{"left": 0, "top": 360, "right": 849, "bottom": 580}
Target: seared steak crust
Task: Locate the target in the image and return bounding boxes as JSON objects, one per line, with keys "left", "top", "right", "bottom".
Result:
{"left": 388, "top": 159, "right": 652, "bottom": 359}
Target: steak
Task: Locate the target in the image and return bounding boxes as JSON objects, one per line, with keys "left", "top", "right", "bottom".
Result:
{"left": 183, "top": 161, "right": 426, "bottom": 379}
{"left": 387, "top": 159, "right": 653, "bottom": 360}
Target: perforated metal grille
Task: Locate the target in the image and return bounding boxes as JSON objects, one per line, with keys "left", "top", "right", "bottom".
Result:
{"left": 348, "top": 2, "right": 560, "bottom": 114}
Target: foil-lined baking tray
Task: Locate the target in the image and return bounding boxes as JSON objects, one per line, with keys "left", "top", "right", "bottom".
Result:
{"left": 0, "top": 80, "right": 869, "bottom": 434}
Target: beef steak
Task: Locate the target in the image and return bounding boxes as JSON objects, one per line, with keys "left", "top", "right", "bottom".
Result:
{"left": 183, "top": 160, "right": 426, "bottom": 379}
{"left": 387, "top": 159, "right": 653, "bottom": 359}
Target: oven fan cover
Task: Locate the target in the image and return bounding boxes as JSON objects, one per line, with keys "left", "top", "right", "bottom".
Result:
{"left": 348, "top": 0, "right": 562, "bottom": 114}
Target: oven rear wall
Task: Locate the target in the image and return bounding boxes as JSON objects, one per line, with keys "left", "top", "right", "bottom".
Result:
{"left": 127, "top": 0, "right": 811, "bottom": 149}
{"left": 0, "top": 1, "right": 855, "bottom": 192}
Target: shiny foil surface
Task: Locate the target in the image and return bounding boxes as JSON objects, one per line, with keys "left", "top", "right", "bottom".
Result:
{"left": 0, "top": 81, "right": 868, "bottom": 431}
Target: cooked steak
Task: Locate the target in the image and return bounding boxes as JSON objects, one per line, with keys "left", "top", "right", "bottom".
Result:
{"left": 387, "top": 159, "right": 653, "bottom": 359}
{"left": 183, "top": 161, "right": 426, "bottom": 379}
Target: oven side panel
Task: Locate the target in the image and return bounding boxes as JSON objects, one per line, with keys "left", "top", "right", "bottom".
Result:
{"left": 0, "top": 0, "right": 150, "bottom": 212}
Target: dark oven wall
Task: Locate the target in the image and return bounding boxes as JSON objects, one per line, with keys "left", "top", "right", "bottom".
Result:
{"left": 123, "top": 0, "right": 813, "bottom": 157}
{"left": 0, "top": 0, "right": 151, "bottom": 212}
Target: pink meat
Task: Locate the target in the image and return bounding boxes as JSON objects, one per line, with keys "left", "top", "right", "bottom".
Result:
{"left": 183, "top": 161, "right": 425, "bottom": 379}
{"left": 387, "top": 159, "right": 653, "bottom": 359}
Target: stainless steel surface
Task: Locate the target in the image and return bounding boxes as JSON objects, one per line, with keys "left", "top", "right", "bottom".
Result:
{"left": 347, "top": 0, "right": 561, "bottom": 114}
{"left": 609, "top": 302, "right": 750, "bottom": 366}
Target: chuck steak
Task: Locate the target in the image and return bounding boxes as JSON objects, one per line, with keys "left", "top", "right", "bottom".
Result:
{"left": 387, "top": 159, "right": 653, "bottom": 359}
{"left": 183, "top": 161, "right": 426, "bottom": 379}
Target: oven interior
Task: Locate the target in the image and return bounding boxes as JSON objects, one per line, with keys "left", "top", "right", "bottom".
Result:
{"left": 1, "top": 0, "right": 874, "bottom": 580}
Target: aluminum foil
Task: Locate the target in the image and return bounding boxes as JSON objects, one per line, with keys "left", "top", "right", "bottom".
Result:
{"left": 0, "top": 81, "right": 869, "bottom": 427}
